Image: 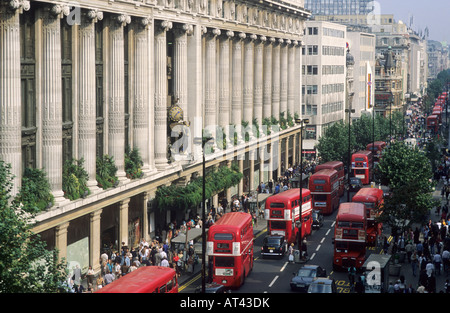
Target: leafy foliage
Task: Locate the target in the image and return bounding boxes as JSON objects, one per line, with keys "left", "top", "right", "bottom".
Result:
{"left": 154, "top": 164, "right": 243, "bottom": 212}
{"left": 62, "top": 158, "right": 90, "bottom": 200}
{"left": 376, "top": 141, "right": 436, "bottom": 230}
{"left": 125, "top": 146, "right": 143, "bottom": 179}
{"left": 0, "top": 161, "right": 67, "bottom": 293}
{"left": 96, "top": 155, "right": 118, "bottom": 189}
{"left": 15, "top": 167, "right": 54, "bottom": 214}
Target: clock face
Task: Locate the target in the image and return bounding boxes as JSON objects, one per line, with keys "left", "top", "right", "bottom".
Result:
{"left": 169, "top": 105, "right": 183, "bottom": 122}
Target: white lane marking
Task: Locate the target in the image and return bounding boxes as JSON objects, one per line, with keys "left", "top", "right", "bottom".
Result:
{"left": 316, "top": 244, "right": 321, "bottom": 251}
{"left": 280, "top": 262, "right": 288, "bottom": 272}
{"left": 320, "top": 237, "right": 325, "bottom": 244}
{"left": 310, "top": 252, "right": 316, "bottom": 260}
{"left": 269, "top": 275, "right": 279, "bottom": 288}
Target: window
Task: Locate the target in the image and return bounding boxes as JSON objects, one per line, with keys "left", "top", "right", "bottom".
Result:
{"left": 308, "top": 27, "right": 318, "bottom": 35}
{"left": 307, "top": 65, "right": 318, "bottom": 75}
{"left": 307, "top": 45, "right": 318, "bottom": 55}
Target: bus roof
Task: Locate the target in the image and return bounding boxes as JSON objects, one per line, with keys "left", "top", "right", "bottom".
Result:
{"left": 336, "top": 203, "right": 365, "bottom": 221}
{"left": 266, "top": 188, "right": 311, "bottom": 203}
{"left": 352, "top": 188, "right": 383, "bottom": 202}
{"left": 96, "top": 266, "right": 176, "bottom": 293}
{"left": 212, "top": 211, "right": 252, "bottom": 230}
{"left": 315, "top": 160, "right": 344, "bottom": 171}
{"left": 353, "top": 150, "right": 372, "bottom": 156}
{"left": 310, "top": 169, "right": 338, "bottom": 179}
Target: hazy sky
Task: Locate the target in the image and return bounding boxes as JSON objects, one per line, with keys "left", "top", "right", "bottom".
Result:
{"left": 375, "top": 0, "right": 450, "bottom": 43}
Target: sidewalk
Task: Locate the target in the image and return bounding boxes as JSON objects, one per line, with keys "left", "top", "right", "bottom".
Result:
{"left": 385, "top": 177, "right": 449, "bottom": 293}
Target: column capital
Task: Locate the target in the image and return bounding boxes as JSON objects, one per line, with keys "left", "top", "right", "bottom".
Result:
{"left": 237, "top": 32, "right": 246, "bottom": 41}
{"left": 174, "top": 23, "right": 193, "bottom": 36}
{"left": 247, "top": 33, "right": 257, "bottom": 42}
{"left": 259, "top": 35, "right": 267, "bottom": 43}
{"left": 6, "top": 0, "right": 30, "bottom": 13}
{"left": 115, "top": 13, "right": 131, "bottom": 26}
{"left": 137, "top": 16, "right": 152, "bottom": 29}
{"left": 206, "top": 27, "right": 221, "bottom": 38}
{"left": 49, "top": 4, "right": 71, "bottom": 18}
{"left": 156, "top": 20, "right": 172, "bottom": 32}
{"left": 86, "top": 9, "right": 103, "bottom": 23}
{"left": 225, "top": 30, "right": 234, "bottom": 38}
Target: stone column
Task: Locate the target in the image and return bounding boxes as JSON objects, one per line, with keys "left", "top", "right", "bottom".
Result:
{"left": 243, "top": 34, "right": 256, "bottom": 129}
{"left": 232, "top": 32, "right": 245, "bottom": 142}
{"left": 249, "top": 155, "right": 255, "bottom": 191}
{"left": 0, "top": 1, "right": 29, "bottom": 196}
{"left": 133, "top": 17, "right": 152, "bottom": 173}
{"left": 142, "top": 191, "right": 150, "bottom": 242}
{"left": 39, "top": 5, "right": 69, "bottom": 204}
{"left": 154, "top": 20, "right": 172, "bottom": 169}
{"left": 280, "top": 40, "right": 288, "bottom": 117}
{"left": 263, "top": 37, "right": 274, "bottom": 119}
{"left": 294, "top": 40, "right": 302, "bottom": 117}
{"left": 204, "top": 28, "right": 220, "bottom": 140}
{"left": 218, "top": 30, "right": 232, "bottom": 132}
{"left": 89, "top": 209, "right": 103, "bottom": 273}
{"left": 253, "top": 36, "right": 265, "bottom": 128}
{"left": 55, "top": 222, "right": 70, "bottom": 263}
{"left": 107, "top": 13, "right": 130, "bottom": 181}
{"left": 271, "top": 38, "right": 281, "bottom": 120}
{"left": 119, "top": 198, "right": 130, "bottom": 251}
{"left": 287, "top": 41, "right": 296, "bottom": 116}
{"left": 173, "top": 23, "right": 192, "bottom": 118}
{"left": 78, "top": 10, "right": 103, "bottom": 193}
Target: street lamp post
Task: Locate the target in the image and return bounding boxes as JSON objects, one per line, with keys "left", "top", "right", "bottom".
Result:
{"left": 345, "top": 108, "right": 355, "bottom": 202}
{"left": 193, "top": 135, "right": 213, "bottom": 293}
{"left": 295, "top": 118, "right": 309, "bottom": 257}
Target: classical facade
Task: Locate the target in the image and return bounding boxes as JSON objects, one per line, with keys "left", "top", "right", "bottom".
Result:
{"left": 0, "top": 0, "right": 310, "bottom": 274}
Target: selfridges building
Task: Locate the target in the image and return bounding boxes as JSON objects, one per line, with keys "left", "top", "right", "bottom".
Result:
{"left": 0, "top": 0, "right": 309, "bottom": 275}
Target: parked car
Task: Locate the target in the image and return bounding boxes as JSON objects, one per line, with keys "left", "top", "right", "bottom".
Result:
{"left": 312, "top": 210, "right": 323, "bottom": 229}
{"left": 307, "top": 278, "right": 337, "bottom": 293}
{"left": 261, "top": 235, "right": 287, "bottom": 258}
{"left": 290, "top": 265, "right": 327, "bottom": 292}
{"left": 348, "top": 177, "right": 363, "bottom": 192}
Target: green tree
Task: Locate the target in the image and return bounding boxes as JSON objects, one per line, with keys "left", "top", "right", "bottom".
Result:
{"left": 376, "top": 141, "right": 436, "bottom": 230}
{"left": 315, "top": 121, "right": 355, "bottom": 166}
{"left": 0, "top": 161, "right": 67, "bottom": 293}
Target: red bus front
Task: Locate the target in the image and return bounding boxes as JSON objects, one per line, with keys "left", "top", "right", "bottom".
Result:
{"left": 351, "top": 151, "right": 373, "bottom": 185}
{"left": 352, "top": 188, "right": 384, "bottom": 246}
{"left": 314, "top": 161, "right": 345, "bottom": 197}
{"left": 96, "top": 266, "right": 178, "bottom": 293}
{"left": 309, "top": 169, "right": 340, "bottom": 215}
{"left": 206, "top": 212, "right": 254, "bottom": 288}
{"left": 264, "top": 189, "right": 312, "bottom": 244}
{"left": 333, "top": 202, "right": 367, "bottom": 270}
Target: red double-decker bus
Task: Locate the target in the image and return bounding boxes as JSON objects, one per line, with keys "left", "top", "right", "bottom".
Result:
{"left": 427, "top": 115, "right": 439, "bottom": 133}
{"left": 333, "top": 202, "right": 367, "bottom": 270}
{"left": 351, "top": 151, "right": 373, "bottom": 185}
{"left": 206, "top": 212, "right": 254, "bottom": 288}
{"left": 366, "top": 141, "right": 386, "bottom": 164}
{"left": 96, "top": 266, "right": 178, "bottom": 293}
{"left": 352, "top": 188, "right": 384, "bottom": 246}
{"left": 264, "top": 188, "right": 312, "bottom": 244}
{"left": 309, "top": 169, "right": 340, "bottom": 215}
{"left": 314, "top": 161, "right": 345, "bottom": 197}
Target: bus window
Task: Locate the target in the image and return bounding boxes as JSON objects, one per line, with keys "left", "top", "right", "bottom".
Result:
{"left": 159, "top": 284, "right": 166, "bottom": 293}
{"left": 214, "top": 233, "right": 233, "bottom": 240}
{"left": 270, "top": 220, "right": 286, "bottom": 230}
{"left": 215, "top": 256, "right": 235, "bottom": 267}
